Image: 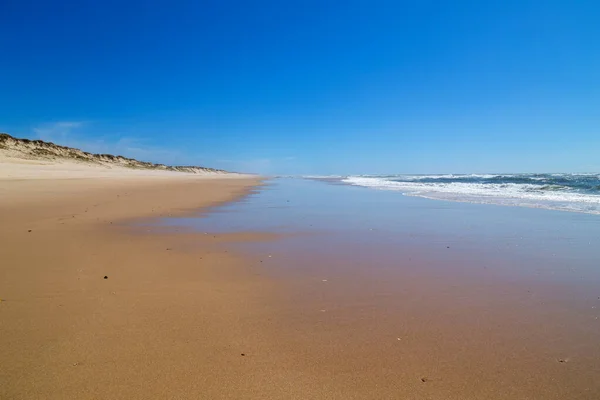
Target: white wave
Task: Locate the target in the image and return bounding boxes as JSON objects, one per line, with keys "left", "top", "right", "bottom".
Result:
{"left": 360, "top": 173, "right": 519, "bottom": 181}
{"left": 550, "top": 172, "right": 600, "bottom": 177}
{"left": 399, "top": 174, "right": 463, "bottom": 180}
{"left": 342, "top": 176, "right": 600, "bottom": 215}
{"left": 378, "top": 174, "right": 502, "bottom": 180}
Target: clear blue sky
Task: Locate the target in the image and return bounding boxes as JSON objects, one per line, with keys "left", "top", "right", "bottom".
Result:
{"left": 1, "top": 0, "right": 599, "bottom": 174}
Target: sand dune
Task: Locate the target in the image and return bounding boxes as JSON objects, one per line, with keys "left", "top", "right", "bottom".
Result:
{"left": 0, "top": 133, "right": 228, "bottom": 178}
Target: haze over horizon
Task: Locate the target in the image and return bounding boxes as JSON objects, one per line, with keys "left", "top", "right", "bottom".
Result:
{"left": 1, "top": 1, "right": 599, "bottom": 175}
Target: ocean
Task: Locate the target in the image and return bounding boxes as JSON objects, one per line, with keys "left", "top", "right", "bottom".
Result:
{"left": 314, "top": 173, "right": 600, "bottom": 215}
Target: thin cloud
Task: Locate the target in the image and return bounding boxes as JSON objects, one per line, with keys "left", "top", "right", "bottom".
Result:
{"left": 216, "top": 158, "right": 272, "bottom": 174}
{"left": 30, "top": 121, "right": 192, "bottom": 165}
{"left": 33, "top": 121, "right": 86, "bottom": 143}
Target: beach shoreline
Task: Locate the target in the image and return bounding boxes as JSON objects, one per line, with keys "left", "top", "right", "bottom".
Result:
{"left": 3, "top": 165, "right": 600, "bottom": 399}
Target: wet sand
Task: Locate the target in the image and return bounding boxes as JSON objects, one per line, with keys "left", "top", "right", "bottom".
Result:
{"left": 160, "top": 178, "right": 600, "bottom": 399}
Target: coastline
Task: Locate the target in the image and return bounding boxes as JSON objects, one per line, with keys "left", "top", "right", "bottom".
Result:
{"left": 3, "top": 167, "right": 600, "bottom": 399}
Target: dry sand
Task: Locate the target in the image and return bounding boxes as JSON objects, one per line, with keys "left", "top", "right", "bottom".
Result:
{"left": 0, "top": 161, "right": 289, "bottom": 399}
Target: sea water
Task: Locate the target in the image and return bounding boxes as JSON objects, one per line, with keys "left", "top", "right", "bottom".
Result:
{"left": 335, "top": 173, "right": 600, "bottom": 215}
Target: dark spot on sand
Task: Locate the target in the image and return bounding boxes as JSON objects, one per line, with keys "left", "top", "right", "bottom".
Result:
{"left": 166, "top": 248, "right": 172, "bottom": 251}
{"left": 28, "top": 229, "right": 32, "bottom": 232}
{"left": 558, "top": 358, "right": 567, "bottom": 363}
{"left": 241, "top": 353, "right": 246, "bottom": 356}
{"left": 420, "top": 377, "right": 428, "bottom": 382}
{"left": 103, "top": 276, "right": 108, "bottom": 280}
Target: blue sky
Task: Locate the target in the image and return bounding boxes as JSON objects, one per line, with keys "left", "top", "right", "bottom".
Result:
{"left": 1, "top": 0, "right": 599, "bottom": 174}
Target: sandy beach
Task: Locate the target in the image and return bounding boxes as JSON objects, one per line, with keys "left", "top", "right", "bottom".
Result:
{"left": 0, "top": 160, "right": 279, "bottom": 399}
{"left": 2, "top": 159, "right": 600, "bottom": 399}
